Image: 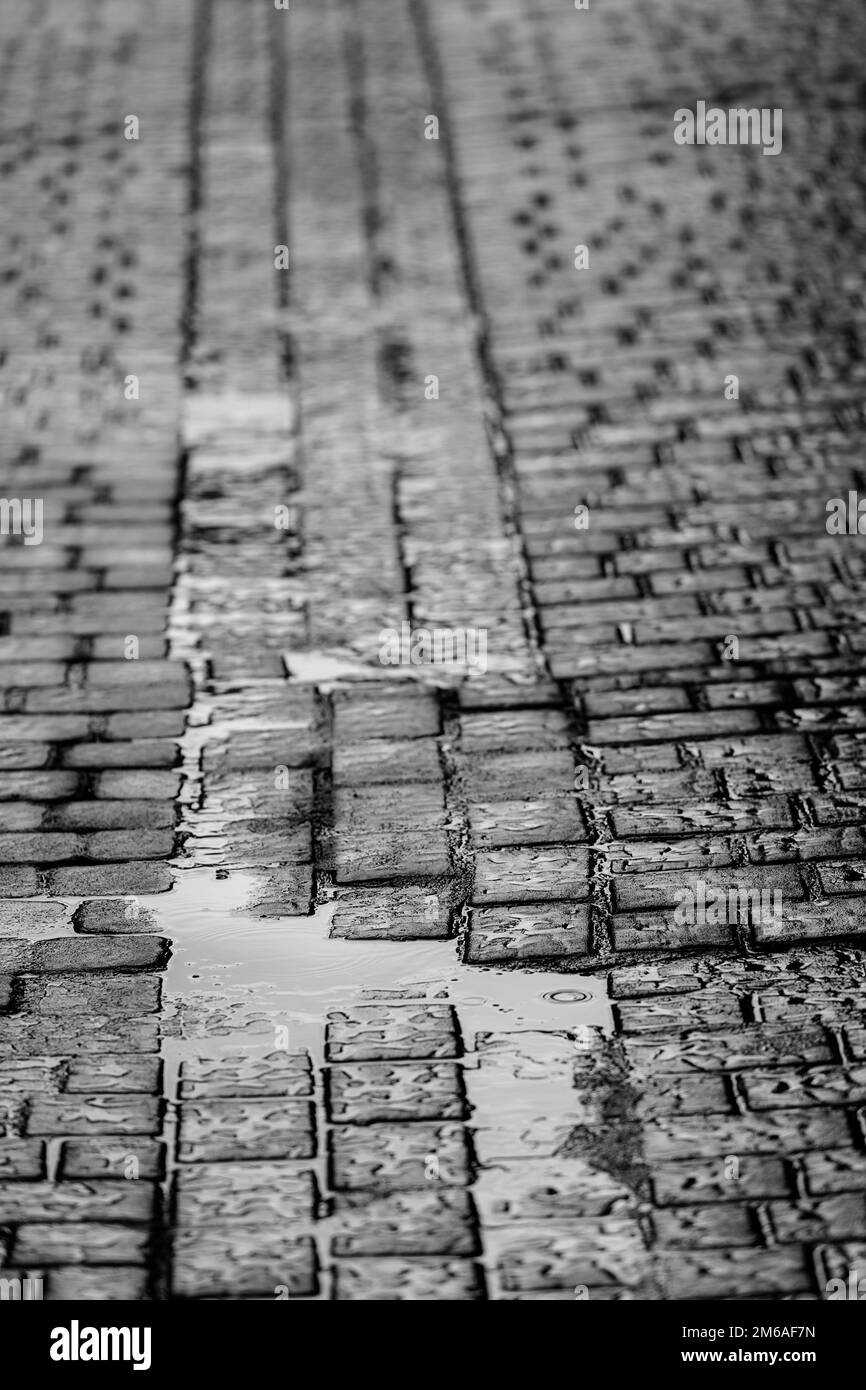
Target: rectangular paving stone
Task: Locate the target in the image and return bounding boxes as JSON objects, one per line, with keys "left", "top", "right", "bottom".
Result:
{"left": 177, "top": 1099, "right": 315, "bottom": 1161}
{"left": 550, "top": 643, "right": 713, "bottom": 679}
{"left": 758, "top": 998, "right": 864, "bottom": 1034}
{"left": 624, "top": 1024, "right": 833, "bottom": 1074}
{"left": 588, "top": 710, "right": 763, "bottom": 745}
{"left": 331, "top": 1190, "right": 476, "bottom": 1257}
{"left": 332, "top": 689, "right": 441, "bottom": 741}
{"left": 328, "top": 1062, "right": 465, "bottom": 1124}
{"left": 333, "top": 784, "right": 447, "bottom": 834}
{"left": 0, "top": 745, "right": 53, "bottom": 773}
{"left": 613, "top": 865, "right": 804, "bottom": 913}
{"left": 81, "top": 830, "right": 176, "bottom": 861}
{"left": 179, "top": 1052, "right": 312, "bottom": 1099}
{"left": 45, "top": 863, "right": 173, "bottom": 896}
{"left": 333, "top": 830, "right": 452, "bottom": 883}
{"left": 18, "top": 972, "right": 161, "bottom": 1015}
{"left": 0, "top": 832, "right": 81, "bottom": 863}
{"left": 658, "top": 1248, "right": 812, "bottom": 1299}
{"left": 605, "top": 836, "right": 738, "bottom": 875}
{"left": 12, "top": 1223, "right": 151, "bottom": 1266}
{"left": 26, "top": 1096, "right": 161, "bottom": 1137}
{"left": 611, "top": 799, "right": 794, "bottom": 837}
{"left": 612, "top": 913, "right": 733, "bottom": 952}
{"left": 769, "top": 1196, "right": 866, "bottom": 1244}
{"left": 47, "top": 801, "right": 176, "bottom": 832}
{"left": 326, "top": 1004, "right": 459, "bottom": 1062}
{"left": 742, "top": 1065, "right": 866, "bottom": 1111}
{"left": 240, "top": 865, "right": 314, "bottom": 917}
{"left": 0, "top": 1013, "right": 159, "bottom": 1056}
{"left": 329, "top": 1122, "right": 472, "bottom": 1191}
{"left": 459, "top": 708, "right": 571, "bottom": 751}
{"left": 458, "top": 678, "right": 560, "bottom": 711}
{"left": 332, "top": 1257, "right": 483, "bottom": 1301}
{"left": 653, "top": 1204, "right": 757, "bottom": 1248}
{"left": 469, "top": 797, "right": 586, "bottom": 848}
{"left": 60, "top": 1140, "right": 166, "bottom": 1181}
{"left": 472, "top": 845, "right": 590, "bottom": 905}
{"left": 0, "top": 867, "right": 39, "bottom": 897}
{"left": 6, "top": 936, "right": 169, "bottom": 973}
{"left": 94, "top": 771, "right": 181, "bottom": 800}
{"left": 636, "top": 1074, "right": 733, "bottom": 1119}
{"left": 817, "top": 861, "right": 866, "bottom": 895}
{"left": 65, "top": 1056, "right": 161, "bottom": 1094}
{"left": 462, "top": 750, "right": 575, "bottom": 800}
{"left": 332, "top": 738, "right": 442, "bottom": 785}
{"left": 615, "top": 994, "right": 745, "bottom": 1034}
{"left": 582, "top": 686, "right": 690, "bottom": 718}
{"left": 209, "top": 730, "right": 325, "bottom": 772}
{"left": 644, "top": 1108, "right": 854, "bottom": 1160}
{"left": 652, "top": 1156, "right": 791, "bottom": 1206}
{"left": 331, "top": 885, "right": 450, "bottom": 939}
{"left": 467, "top": 904, "right": 590, "bottom": 963}
{"left": 61, "top": 741, "right": 179, "bottom": 770}
{"left": 172, "top": 1229, "right": 317, "bottom": 1298}
{"left": 175, "top": 1163, "right": 316, "bottom": 1225}
{"left": 802, "top": 1149, "right": 866, "bottom": 1196}
{"left": 0, "top": 1059, "right": 63, "bottom": 1094}
{"left": 40, "top": 1266, "right": 150, "bottom": 1300}
{"left": 72, "top": 899, "right": 162, "bottom": 934}
{"left": 0, "top": 901, "right": 71, "bottom": 935}
{"left": 753, "top": 896, "right": 866, "bottom": 945}
{"left": 606, "top": 770, "right": 717, "bottom": 806}
{"left": 0, "top": 1179, "right": 155, "bottom": 1222}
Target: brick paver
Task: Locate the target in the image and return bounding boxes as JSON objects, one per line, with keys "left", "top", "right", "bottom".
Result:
{"left": 2, "top": 0, "right": 866, "bottom": 1301}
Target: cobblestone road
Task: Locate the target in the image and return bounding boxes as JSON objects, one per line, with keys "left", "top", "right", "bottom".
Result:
{"left": 2, "top": 0, "right": 866, "bottom": 1301}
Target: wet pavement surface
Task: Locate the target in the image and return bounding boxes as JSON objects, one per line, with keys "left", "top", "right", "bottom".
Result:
{"left": 2, "top": 0, "right": 866, "bottom": 1300}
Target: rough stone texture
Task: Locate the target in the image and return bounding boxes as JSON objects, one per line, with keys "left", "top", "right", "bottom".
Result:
{"left": 3, "top": 0, "right": 866, "bottom": 1304}
{"left": 325, "top": 1004, "right": 460, "bottom": 1063}
{"left": 172, "top": 1230, "right": 318, "bottom": 1299}
{"left": 177, "top": 1099, "right": 315, "bottom": 1163}
{"left": 329, "top": 1122, "right": 474, "bottom": 1192}
{"left": 328, "top": 1063, "right": 466, "bottom": 1126}
{"left": 332, "top": 1258, "right": 485, "bottom": 1302}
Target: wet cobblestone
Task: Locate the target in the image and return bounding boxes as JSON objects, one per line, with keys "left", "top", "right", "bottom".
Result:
{"left": 2, "top": 0, "right": 866, "bottom": 1301}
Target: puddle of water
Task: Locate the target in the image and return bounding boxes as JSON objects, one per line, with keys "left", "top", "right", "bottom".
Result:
{"left": 154, "top": 868, "right": 614, "bottom": 1055}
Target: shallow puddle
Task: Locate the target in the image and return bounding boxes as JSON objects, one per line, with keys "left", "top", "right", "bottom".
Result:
{"left": 155, "top": 867, "right": 614, "bottom": 1055}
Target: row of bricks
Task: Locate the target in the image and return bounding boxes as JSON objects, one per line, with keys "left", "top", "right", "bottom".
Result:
{"left": 616, "top": 995, "right": 865, "bottom": 1035}
{"left": 464, "top": 898, "right": 866, "bottom": 963}
{"left": 3, "top": 1095, "right": 161, "bottom": 1138}
{"left": 0, "top": 936, "right": 168, "bottom": 973}
{"left": 0, "top": 637, "right": 171, "bottom": 661}
{"left": 546, "top": 638, "right": 861, "bottom": 681}
{"left": 31, "top": 1128, "right": 832, "bottom": 1204}
{"left": 0, "top": 690, "right": 189, "bottom": 716}
{"left": 0, "top": 831, "right": 175, "bottom": 863}
{"left": 1, "top": 1224, "right": 153, "bottom": 1269}
{"left": 0, "top": 771, "right": 180, "bottom": 799}
{"left": 576, "top": 676, "right": 866, "bottom": 717}
{"left": 649, "top": 1197, "right": 866, "bottom": 1248}
{"left": 0, "top": 801, "right": 175, "bottom": 831}
{"left": 0, "top": 568, "right": 174, "bottom": 595}
{"left": 0, "top": 659, "right": 188, "bottom": 687}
